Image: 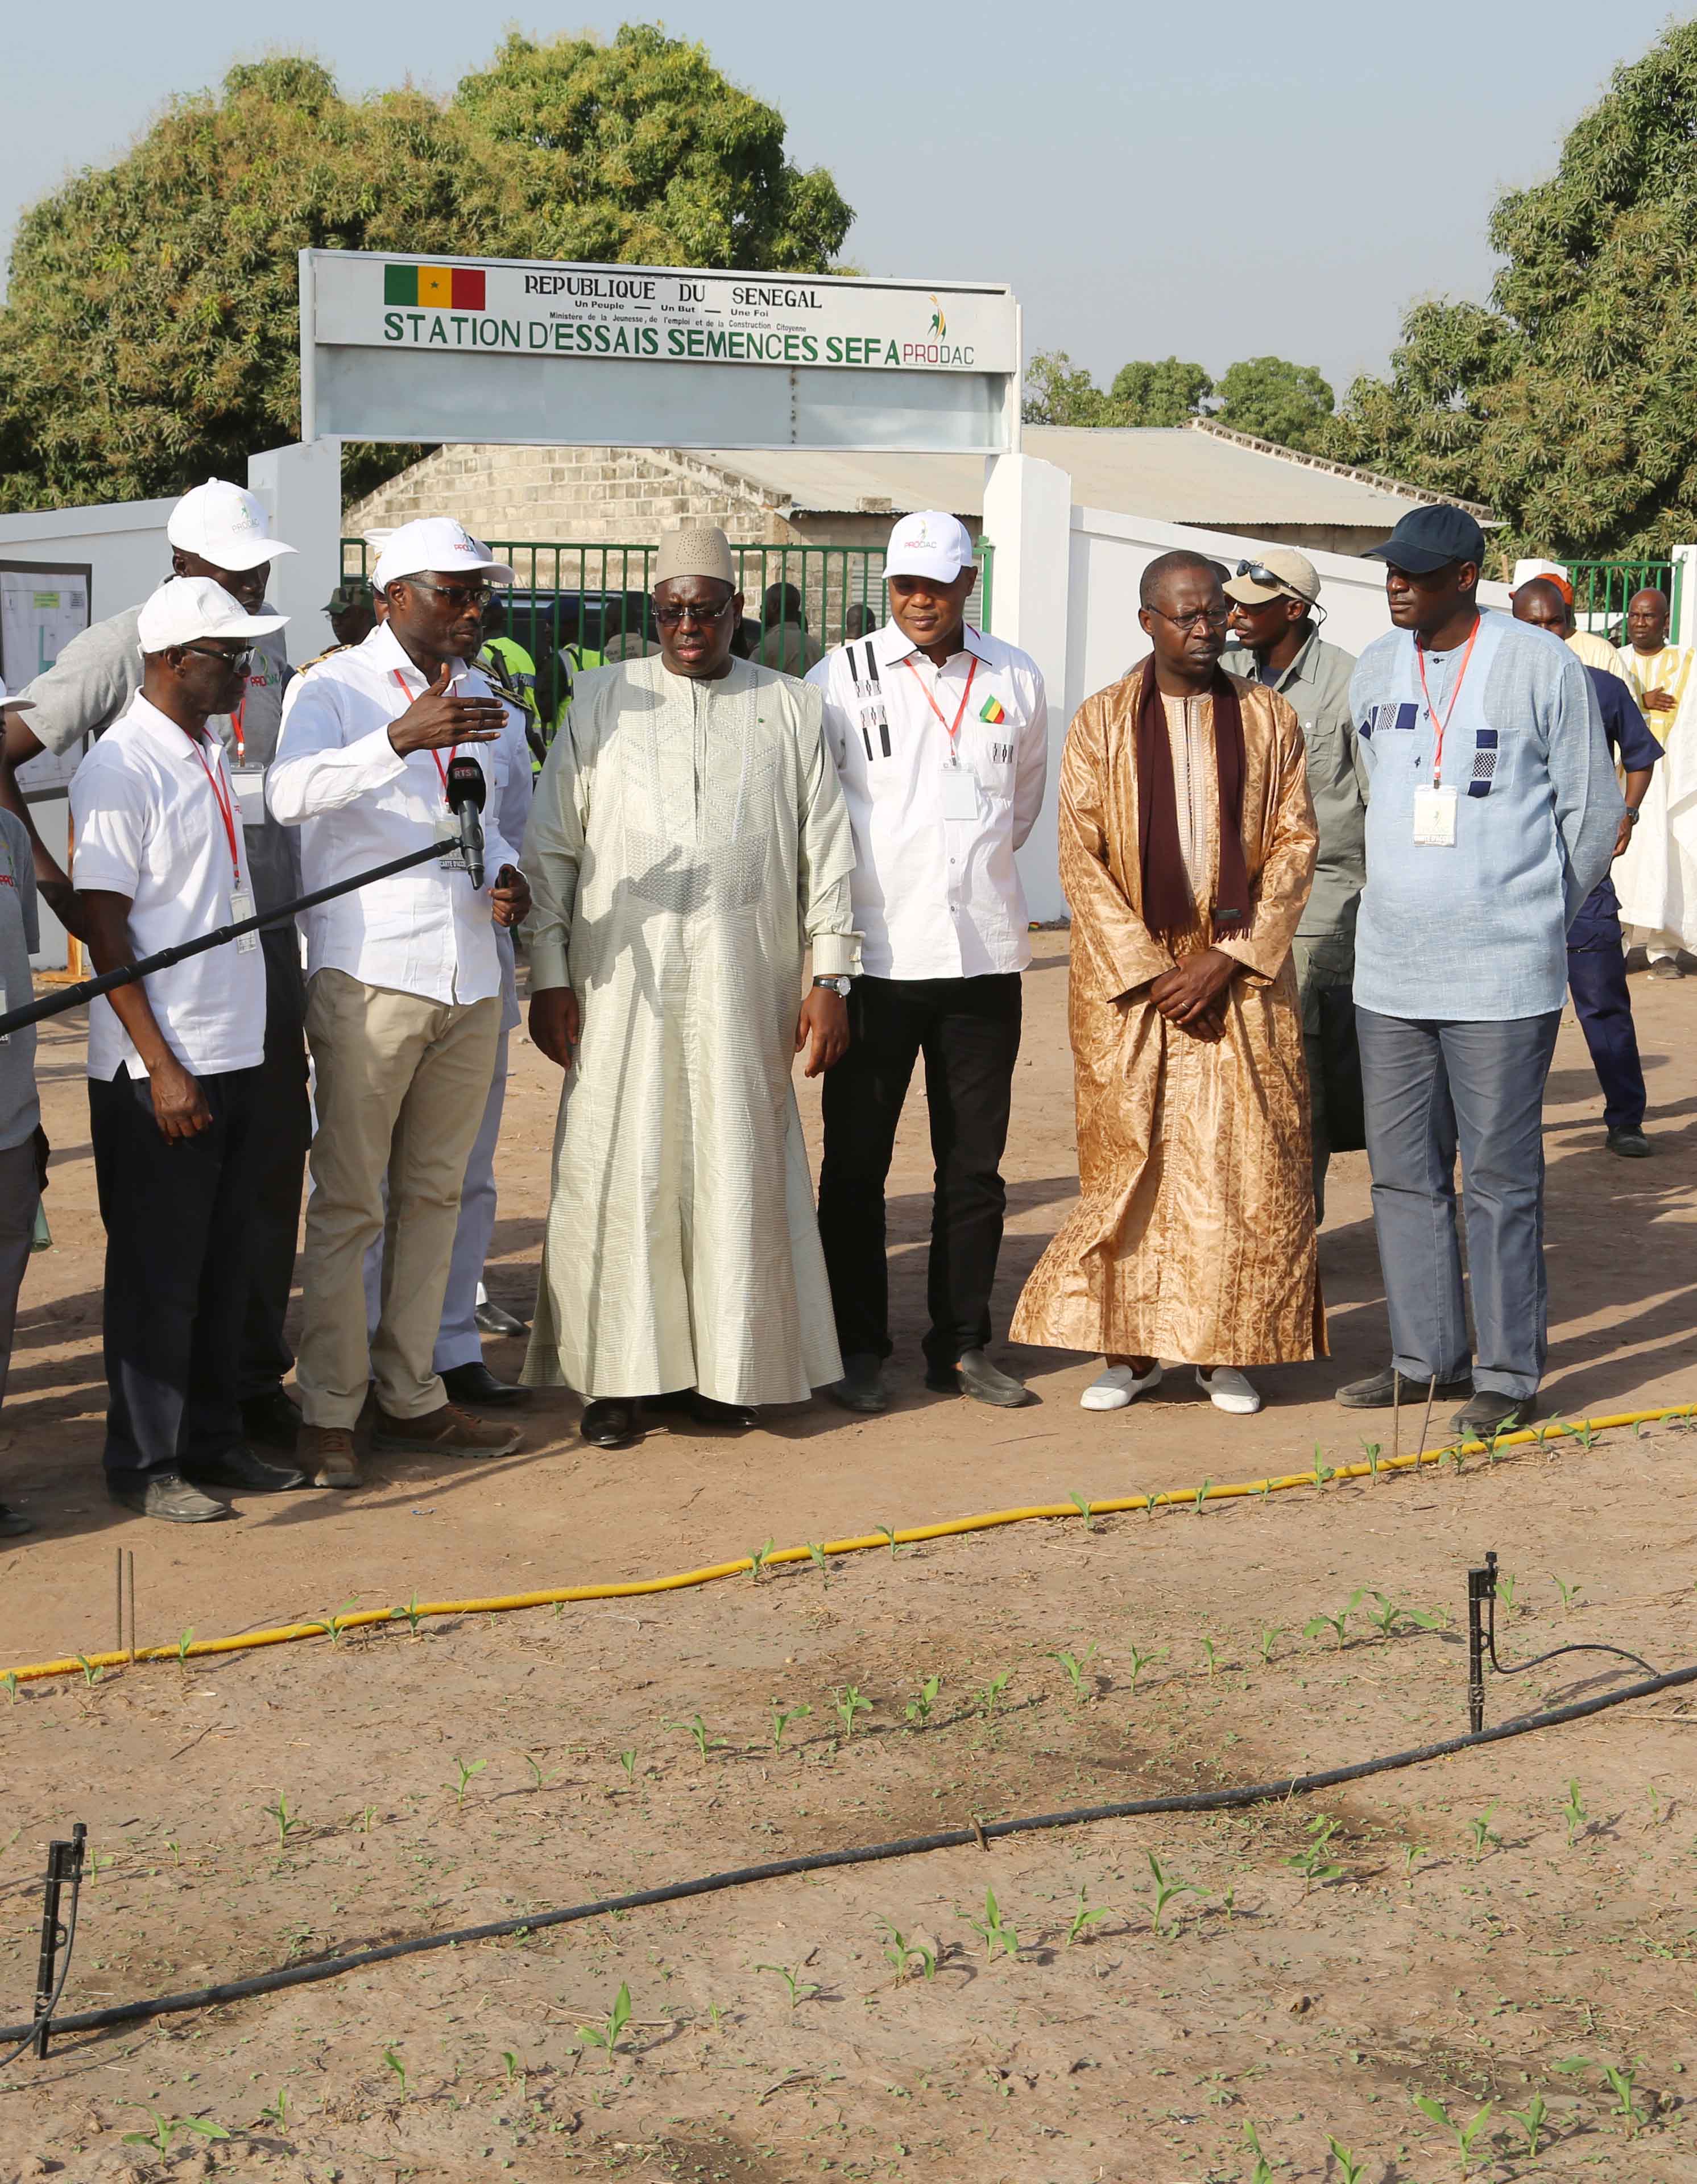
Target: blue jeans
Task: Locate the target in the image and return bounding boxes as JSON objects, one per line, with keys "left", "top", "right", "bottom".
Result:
{"left": 1357, "top": 1008, "right": 1561, "bottom": 1400}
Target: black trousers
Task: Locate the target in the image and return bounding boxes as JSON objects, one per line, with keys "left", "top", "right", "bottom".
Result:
{"left": 90, "top": 1061, "right": 262, "bottom": 1478}
{"left": 818, "top": 972, "right": 1022, "bottom": 1370}
{"left": 238, "top": 927, "right": 311, "bottom": 1401}
{"left": 1566, "top": 874, "right": 1646, "bottom": 1132}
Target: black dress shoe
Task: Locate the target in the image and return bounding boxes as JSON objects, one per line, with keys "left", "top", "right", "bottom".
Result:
{"left": 647, "top": 1389, "right": 760, "bottom": 1430}
{"left": 474, "top": 1297, "right": 531, "bottom": 1338}
{"left": 1336, "top": 1364, "right": 1473, "bottom": 1409}
{"left": 107, "top": 1470, "right": 232, "bottom": 1523}
{"left": 581, "top": 1398, "right": 641, "bottom": 1448}
{"left": 1451, "top": 1389, "right": 1539, "bottom": 1438}
{"left": 183, "top": 1443, "right": 307, "bottom": 1492}
{"left": 440, "top": 1360, "right": 531, "bottom": 1409}
{"left": 241, "top": 1388, "right": 302, "bottom": 1451}
{"left": 1606, "top": 1125, "right": 1653, "bottom": 1159}
{"left": 0, "top": 1501, "right": 35, "bottom": 1538}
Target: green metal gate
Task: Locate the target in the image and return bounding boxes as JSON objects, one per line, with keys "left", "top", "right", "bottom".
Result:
{"left": 1566, "top": 556, "right": 1680, "bottom": 644}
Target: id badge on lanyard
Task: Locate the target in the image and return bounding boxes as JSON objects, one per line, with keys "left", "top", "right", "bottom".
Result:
{"left": 1412, "top": 621, "right": 1480, "bottom": 850}
{"left": 903, "top": 653, "right": 982, "bottom": 820}
{"left": 190, "top": 738, "right": 259, "bottom": 950}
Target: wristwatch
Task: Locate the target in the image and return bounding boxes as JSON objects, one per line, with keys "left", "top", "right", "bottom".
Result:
{"left": 813, "top": 975, "right": 853, "bottom": 996}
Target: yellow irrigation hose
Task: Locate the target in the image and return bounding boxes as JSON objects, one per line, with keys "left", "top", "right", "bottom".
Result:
{"left": 8, "top": 1400, "right": 1690, "bottom": 1686}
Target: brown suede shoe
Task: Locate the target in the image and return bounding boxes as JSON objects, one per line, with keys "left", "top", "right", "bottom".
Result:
{"left": 371, "top": 1402, "right": 521, "bottom": 1459}
{"left": 308, "top": 1426, "right": 361, "bottom": 1490}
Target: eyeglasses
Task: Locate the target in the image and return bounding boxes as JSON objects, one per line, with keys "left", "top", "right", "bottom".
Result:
{"left": 654, "top": 596, "right": 734, "bottom": 628}
{"left": 177, "top": 643, "right": 255, "bottom": 669}
{"left": 401, "top": 577, "right": 495, "bottom": 610}
{"left": 1145, "top": 603, "right": 1230, "bottom": 631}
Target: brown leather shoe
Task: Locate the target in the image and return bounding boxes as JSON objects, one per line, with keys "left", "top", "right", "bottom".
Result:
{"left": 308, "top": 1426, "right": 361, "bottom": 1490}
{"left": 370, "top": 1402, "right": 521, "bottom": 1459}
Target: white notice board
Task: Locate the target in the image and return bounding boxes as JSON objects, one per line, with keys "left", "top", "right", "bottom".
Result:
{"left": 0, "top": 561, "right": 92, "bottom": 793}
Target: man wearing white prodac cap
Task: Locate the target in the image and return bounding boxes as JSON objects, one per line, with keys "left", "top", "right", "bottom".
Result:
{"left": 269, "top": 518, "right": 531, "bottom": 1489}
{"left": 73, "top": 580, "right": 303, "bottom": 1521}
{"left": 807, "top": 511, "right": 1049, "bottom": 1412}
{"left": 0, "top": 479, "right": 312, "bottom": 1462}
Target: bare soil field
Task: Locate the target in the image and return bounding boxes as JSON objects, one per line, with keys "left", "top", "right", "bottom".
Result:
{"left": 1, "top": 937, "right": 1696, "bottom": 2184}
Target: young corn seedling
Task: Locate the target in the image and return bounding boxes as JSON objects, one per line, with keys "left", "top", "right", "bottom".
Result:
{"left": 1496, "top": 1570, "right": 1518, "bottom": 1615}
{"left": 382, "top": 2048, "right": 408, "bottom": 2095}
{"left": 260, "top": 2087, "right": 289, "bottom": 2131}
{"left": 1359, "top": 1436, "right": 1382, "bottom": 1479}
{"left": 904, "top": 1675, "right": 941, "bottom": 1728}
{"left": 1241, "top": 2121, "right": 1275, "bottom": 2184}
{"left": 967, "top": 1887, "right": 1020, "bottom": 1960}
{"left": 392, "top": 1591, "right": 426, "bottom": 1637}
{"left": 874, "top": 1523, "right": 908, "bottom": 1558}
{"left": 1257, "top": 1627, "right": 1282, "bottom": 1665}
{"left": 1065, "top": 1884, "right": 1111, "bottom": 1945}
{"left": 262, "top": 1794, "right": 304, "bottom": 1851}
{"left": 175, "top": 1627, "right": 195, "bottom": 1665}
{"left": 121, "top": 2109, "right": 231, "bottom": 2157}
{"left": 524, "top": 1753, "right": 565, "bottom": 1792}
{"left": 1068, "top": 1491, "right": 1098, "bottom": 1532}
{"left": 502, "top": 2051, "right": 525, "bottom": 2094}
{"left": 877, "top": 1920, "right": 938, "bottom": 1982}
{"left": 1, "top": 1672, "right": 17, "bottom": 1705}
{"left": 1311, "top": 1444, "right": 1335, "bottom": 1489}
{"left": 1198, "top": 1635, "right": 1218, "bottom": 1677}
{"left": 75, "top": 1654, "right": 105, "bottom": 1688}
{"left": 1412, "top": 2094, "right": 1494, "bottom": 2178}
{"left": 1305, "top": 1590, "right": 1364, "bottom": 1651}
{"left": 1603, "top": 2058, "right": 1645, "bottom": 2138}
{"left": 1553, "top": 1574, "right": 1583, "bottom": 1611}
{"left": 664, "top": 1714, "right": 728, "bottom": 1760}
{"left": 1365, "top": 1593, "right": 1445, "bottom": 1641}
{"left": 806, "top": 1542, "right": 830, "bottom": 1585}
{"left": 756, "top": 1962, "right": 822, "bottom": 2009}
{"left": 1403, "top": 1842, "right": 1430, "bottom": 1886}
{"left": 1507, "top": 2091, "right": 1548, "bottom": 2157}
{"left": 769, "top": 1701, "right": 812, "bottom": 1751}
{"left": 746, "top": 1537, "right": 773, "bottom": 1583}
{"left": 1285, "top": 1815, "right": 1345, "bottom": 1896}
{"left": 1563, "top": 1778, "right": 1588, "bottom": 1846}
{"left": 1466, "top": 1803, "right": 1499, "bottom": 1862}
{"left": 1193, "top": 1478, "right": 1212, "bottom": 1516}
{"left": 975, "top": 1669, "right": 1012, "bottom": 1719}
{"left": 833, "top": 1685, "right": 872, "bottom": 1738}
{"left": 448, "top": 1757, "right": 486, "bottom": 1808}
{"left": 1145, "top": 1851, "right": 1203, "bottom": 1937}
{"left": 1327, "top": 2140, "right": 1366, "bottom": 2184}
{"left": 577, "top": 1981, "right": 632, "bottom": 2069}
{"left": 1047, "top": 1645, "right": 1098, "bottom": 1703}
{"left": 1125, "top": 1642, "right": 1167, "bottom": 1693}
{"left": 617, "top": 1748, "right": 638, "bottom": 1784}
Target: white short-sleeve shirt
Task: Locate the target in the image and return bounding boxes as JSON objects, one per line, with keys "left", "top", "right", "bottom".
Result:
{"left": 71, "top": 694, "right": 266, "bottom": 1081}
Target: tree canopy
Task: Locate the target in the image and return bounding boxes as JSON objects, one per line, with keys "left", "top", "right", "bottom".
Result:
{"left": 1322, "top": 20, "right": 1697, "bottom": 559}
{"left": 0, "top": 27, "right": 852, "bottom": 511}
{"left": 1022, "top": 348, "right": 1331, "bottom": 443}
{"left": 1108, "top": 357, "right": 1214, "bottom": 427}
{"left": 1213, "top": 356, "right": 1334, "bottom": 450}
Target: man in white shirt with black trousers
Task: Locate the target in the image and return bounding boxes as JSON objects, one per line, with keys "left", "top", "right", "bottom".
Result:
{"left": 808, "top": 511, "right": 1049, "bottom": 1412}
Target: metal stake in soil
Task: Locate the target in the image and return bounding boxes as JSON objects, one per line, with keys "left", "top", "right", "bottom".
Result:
{"left": 31, "top": 1825, "right": 85, "bottom": 2059}
{"left": 1467, "top": 1552, "right": 1497, "bottom": 1733}
{"left": 1417, "top": 1374, "right": 1438, "bottom": 1473}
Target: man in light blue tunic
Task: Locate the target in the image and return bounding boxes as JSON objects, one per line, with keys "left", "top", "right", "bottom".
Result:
{"left": 1336, "top": 506, "right": 1621, "bottom": 1440}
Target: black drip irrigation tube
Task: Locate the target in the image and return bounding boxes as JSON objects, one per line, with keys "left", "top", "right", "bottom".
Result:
{"left": 3, "top": 1554, "right": 1689, "bottom": 2065}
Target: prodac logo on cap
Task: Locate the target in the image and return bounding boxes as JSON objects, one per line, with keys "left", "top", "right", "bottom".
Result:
{"left": 383, "top": 263, "right": 486, "bottom": 312}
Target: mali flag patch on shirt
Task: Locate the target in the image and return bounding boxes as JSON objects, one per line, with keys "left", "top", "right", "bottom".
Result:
{"left": 384, "top": 263, "right": 486, "bottom": 311}
{"left": 979, "top": 696, "right": 1007, "bottom": 725}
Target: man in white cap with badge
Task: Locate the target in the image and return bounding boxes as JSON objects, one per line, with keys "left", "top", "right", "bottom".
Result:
{"left": 807, "top": 511, "right": 1049, "bottom": 1413}
{"left": 269, "top": 518, "right": 532, "bottom": 1490}
{"left": 73, "top": 578, "right": 305, "bottom": 1521}
{"left": 0, "top": 479, "right": 312, "bottom": 1461}
{"left": 523, "top": 522, "right": 859, "bottom": 1449}
{"left": 1221, "top": 548, "right": 1365, "bottom": 1221}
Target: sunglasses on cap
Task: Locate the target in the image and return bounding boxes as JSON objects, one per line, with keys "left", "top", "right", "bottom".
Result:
{"left": 1234, "top": 562, "right": 1326, "bottom": 622}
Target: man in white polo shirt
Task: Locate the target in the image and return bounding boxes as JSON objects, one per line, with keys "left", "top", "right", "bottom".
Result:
{"left": 807, "top": 511, "right": 1049, "bottom": 1412}
{"left": 74, "top": 580, "right": 305, "bottom": 1523}
{"left": 269, "top": 518, "right": 531, "bottom": 1489}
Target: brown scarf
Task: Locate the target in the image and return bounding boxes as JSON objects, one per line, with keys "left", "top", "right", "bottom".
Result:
{"left": 1134, "top": 657, "right": 1251, "bottom": 941}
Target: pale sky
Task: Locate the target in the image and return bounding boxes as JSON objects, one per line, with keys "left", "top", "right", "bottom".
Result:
{"left": 0, "top": 2, "right": 1681, "bottom": 400}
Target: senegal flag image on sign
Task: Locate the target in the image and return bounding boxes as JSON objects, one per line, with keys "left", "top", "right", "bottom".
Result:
{"left": 979, "top": 696, "right": 1007, "bottom": 725}
{"left": 384, "top": 263, "right": 486, "bottom": 311}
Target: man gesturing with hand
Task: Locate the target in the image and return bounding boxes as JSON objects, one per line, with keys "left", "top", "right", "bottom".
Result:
{"left": 270, "top": 519, "right": 531, "bottom": 1490}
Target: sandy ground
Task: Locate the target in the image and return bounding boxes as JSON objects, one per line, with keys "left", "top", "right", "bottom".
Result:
{"left": 0, "top": 936, "right": 1694, "bottom": 2180}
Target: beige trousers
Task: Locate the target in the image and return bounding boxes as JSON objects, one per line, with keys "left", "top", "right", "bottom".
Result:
{"left": 297, "top": 969, "right": 500, "bottom": 1428}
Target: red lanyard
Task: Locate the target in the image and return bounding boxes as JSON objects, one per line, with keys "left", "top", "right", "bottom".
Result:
{"left": 392, "top": 668, "right": 456, "bottom": 799}
{"left": 901, "top": 653, "right": 978, "bottom": 751}
{"left": 188, "top": 735, "right": 241, "bottom": 885}
{"left": 1414, "top": 618, "right": 1481, "bottom": 787}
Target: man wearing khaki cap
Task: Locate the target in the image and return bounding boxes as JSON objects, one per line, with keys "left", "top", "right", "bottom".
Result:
{"left": 522, "top": 523, "right": 860, "bottom": 1449}
{"left": 1222, "top": 548, "right": 1365, "bottom": 1222}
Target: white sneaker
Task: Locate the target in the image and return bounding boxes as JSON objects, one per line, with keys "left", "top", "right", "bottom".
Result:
{"left": 1081, "top": 1362, "right": 1164, "bottom": 1410}
{"left": 1197, "top": 1366, "right": 1261, "bottom": 1415}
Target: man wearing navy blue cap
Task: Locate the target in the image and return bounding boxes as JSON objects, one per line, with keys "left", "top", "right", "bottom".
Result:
{"left": 1513, "top": 577, "right": 1661, "bottom": 1157}
{"left": 1338, "top": 505, "right": 1622, "bottom": 1439}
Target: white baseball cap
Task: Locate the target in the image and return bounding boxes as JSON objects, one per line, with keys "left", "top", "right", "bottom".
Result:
{"left": 884, "top": 510, "right": 975, "bottom": 584}
{"left": 371, "top": 518, "right": 516, "bottom": 592}
{"left": 0, "top": 679, "right": 32, "bottom": 714}
{"left": 136, "top": 577, "right": 287, "bottom": 656}
{"left": 167, "top": 480, "right": 296, "bottom": 571}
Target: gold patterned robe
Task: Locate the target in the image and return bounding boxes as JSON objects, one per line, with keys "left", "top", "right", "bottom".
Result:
{"left": 1011, "top": 671, "right": 1324, "bottom": 1366}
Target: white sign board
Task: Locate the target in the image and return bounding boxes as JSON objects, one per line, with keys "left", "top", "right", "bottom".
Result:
{"left": 0, "top": 563, "right": 91, "bottom": 793}
{"left": 301, "top": 250, "right": 1021, "bottom": 454}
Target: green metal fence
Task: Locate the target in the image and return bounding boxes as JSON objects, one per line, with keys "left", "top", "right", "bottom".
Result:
{"left": 339, "top": 536, "right": 994, "bottom": 721}
{"left": 1567, "top": 557, "right": 1679, "bottom": 645}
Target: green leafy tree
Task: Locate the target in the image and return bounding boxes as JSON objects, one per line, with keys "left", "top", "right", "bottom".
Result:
{"left": 1322, "top": 20, "right": 1697, "bottom": 558}
{"left": 0, "top": 26, "right": 852, "bottom": 512}
{"left": 1212, "top": 355, "right": 1334, "bottom": 449}
{"left": 1021, "top": 349, "right": 1123, "bottom": 426}
{"left": 1108, "top": 356, "right": 1213, "bottom": 425}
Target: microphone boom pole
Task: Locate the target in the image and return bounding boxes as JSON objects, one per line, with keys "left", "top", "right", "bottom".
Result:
{"left": 0, "top": 837, "right": 463, "bottom": 1043}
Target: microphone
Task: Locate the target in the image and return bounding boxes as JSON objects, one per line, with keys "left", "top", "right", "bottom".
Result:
{"left": 444, "top": 754, "right": 486, "bottom": 890}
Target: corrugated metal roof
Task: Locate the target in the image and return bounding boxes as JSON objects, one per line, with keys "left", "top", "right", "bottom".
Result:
{"left": 701, "top": 424, "right": 1460, "bottom": 528}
